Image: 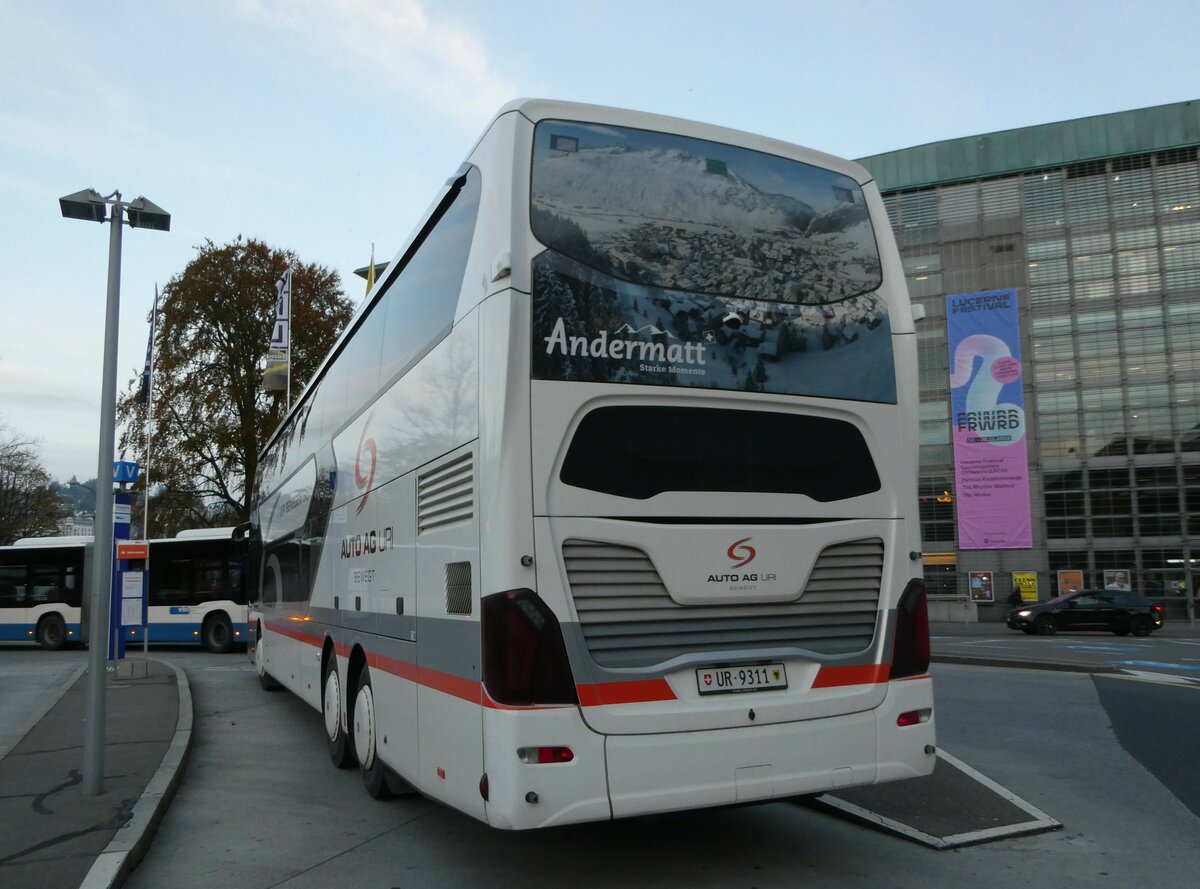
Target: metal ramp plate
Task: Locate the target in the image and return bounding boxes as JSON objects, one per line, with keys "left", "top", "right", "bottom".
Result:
{"left": 811, "top": 750, "right": 1061, "bottom": 848}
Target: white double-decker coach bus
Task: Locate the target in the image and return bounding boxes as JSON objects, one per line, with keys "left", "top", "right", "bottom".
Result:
{"left": 246, "top": 99, "right": 934, "bottom": 829}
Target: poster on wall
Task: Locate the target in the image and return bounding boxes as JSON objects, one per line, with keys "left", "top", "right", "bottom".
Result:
{"left": 1103, "top": 568, "right": 1132, "bottom": 592}
{"left": 946, "top": 289, "right": 1032, "bottom": 549}
{"left": 1057, "top": 569, "right": 1085, "bottom": 597}
{"left": 1013, "top": 570, "right": 1039, "bottom": 603}
{"left": 969, "top": 570, "right": 995, "bottom": 602}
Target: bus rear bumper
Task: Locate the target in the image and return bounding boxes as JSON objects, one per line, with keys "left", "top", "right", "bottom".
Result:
{"left": 482, "top": 678, "right": 935, "bottom": 828}
{"left": 606, "top": 676, "right": 935, "bottom": 818}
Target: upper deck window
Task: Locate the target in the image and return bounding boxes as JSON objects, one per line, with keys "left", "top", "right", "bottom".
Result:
{"left": 531, "top": 120, "right": 881, "bottom": 305}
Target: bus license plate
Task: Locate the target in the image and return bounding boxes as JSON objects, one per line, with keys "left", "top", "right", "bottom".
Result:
{"left": 696, "top": 663, "right": 787, "bottom": 695}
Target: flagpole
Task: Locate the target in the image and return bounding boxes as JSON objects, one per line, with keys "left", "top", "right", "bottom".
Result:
{"left": 142, "top": 286, "right": 158, "bottom": 655}
{"left": 286, "top": 264, "right": 292, "bottom": 413}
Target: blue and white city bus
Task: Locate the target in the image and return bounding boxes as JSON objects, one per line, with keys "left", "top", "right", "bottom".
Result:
{"left": 0, "top": 527, "right": 247, "bottom": 651}
{"left": 247, "top": 99, "right": 933, "bottom": 829}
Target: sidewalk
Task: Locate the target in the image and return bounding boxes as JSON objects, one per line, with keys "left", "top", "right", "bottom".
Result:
{"left": 0, "top": 658, "right": 192, "bottom": 889}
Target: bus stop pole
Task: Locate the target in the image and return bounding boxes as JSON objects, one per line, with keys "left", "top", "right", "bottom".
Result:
{"left": 82, "top": 202, "right": 123, "bottom": 797}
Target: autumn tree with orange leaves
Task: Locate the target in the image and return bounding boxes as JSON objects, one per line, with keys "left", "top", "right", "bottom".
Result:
{"left": 117, "top": 237, "right": 353, "bottom": 535}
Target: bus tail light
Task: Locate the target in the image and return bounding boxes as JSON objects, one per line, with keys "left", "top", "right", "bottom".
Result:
{"left": 482, "top": 589, "right": 578, "bottom": 706}
{"left": 517, "top": 746, "right": 575, "bottom": 764}
{"left": 890, "top": 578, "right": 930, "bottom": 680}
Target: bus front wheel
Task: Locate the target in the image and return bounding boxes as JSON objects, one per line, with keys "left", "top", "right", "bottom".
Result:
{"left": 37, "top": 614, "right": 67, "bottom": 651}
{"left": 202, "top": 613, "right": 234, "bottom": 654}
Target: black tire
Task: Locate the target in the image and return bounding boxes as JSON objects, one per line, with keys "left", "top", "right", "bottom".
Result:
{"left": 324, "top": 658, "right": 355, "bottom": 769}
{"left": 353, "top": 665, "right": 396, "bottom": 799}
{"left": 37, "top": 613, "right": 67, "bottom": 651}
{"left": 1130, "top": 615, "right": 1154, "bottom": 637}
{"left": 1034, "top": 614, "right": 1057, "bottom": 636}
{"left": 202, "top": 613, "right": 234, "bottom": 653}
{"left": 255, "top": 625, "right": 282, "bottom": 691}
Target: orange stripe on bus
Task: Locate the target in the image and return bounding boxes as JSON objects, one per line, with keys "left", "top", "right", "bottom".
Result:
{"left": 264, "top": 621, "right": 682, "bottom": 707}
{"left": 576, "top": 679, "right": 677, "bottom": 706}
{"left": 367, "top": 652, "right": 483, "bottom": 704}
{"left": 811, "top": 664, "right": 890, "bottom": 688}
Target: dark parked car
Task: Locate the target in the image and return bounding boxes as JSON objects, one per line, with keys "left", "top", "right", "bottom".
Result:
{"left": 1006, "top": 589, "right": 1164, "bottom": 636}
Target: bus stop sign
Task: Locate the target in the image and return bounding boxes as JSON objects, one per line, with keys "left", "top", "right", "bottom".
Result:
{"left": 114, "top": 461, "right": 139, "bottom": 484}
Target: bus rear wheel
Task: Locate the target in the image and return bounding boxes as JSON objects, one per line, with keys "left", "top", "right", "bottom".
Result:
{"left": 324, "top": 659, "right": 355, "bottom": 769}
{"left": 37, "top": 614, "right": 67, "bottom": 651}
{"left": 353, "top": 665, "right": 396, "bottom": 799}
{"left": 255, "top": 625, "right": 282, "bottom": 690}
{"left": 202, "top": 613, "right": 234, "bottom": 653}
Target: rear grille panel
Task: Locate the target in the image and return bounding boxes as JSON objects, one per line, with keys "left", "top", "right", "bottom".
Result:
{"left": 563, "top": 538, "right": 884, "bottom": 669}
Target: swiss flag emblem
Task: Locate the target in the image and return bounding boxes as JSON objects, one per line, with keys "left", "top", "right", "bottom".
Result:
{"left": 703, "top": 673, "right": 713, "bottom": 686}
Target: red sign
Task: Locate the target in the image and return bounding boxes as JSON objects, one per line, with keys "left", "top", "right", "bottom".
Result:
{"left": 117, "top": 541, "right": 148, "bottom": 560}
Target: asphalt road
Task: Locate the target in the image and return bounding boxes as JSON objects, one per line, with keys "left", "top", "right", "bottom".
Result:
{"left": 113, "top": 649, "right": 1200, "bottom": 889}
{"left": 932, "top": 625, "right": 1200, "bottom": 681}
{"left": 1093, "top": 675, "right": 1200, "bottom": 818}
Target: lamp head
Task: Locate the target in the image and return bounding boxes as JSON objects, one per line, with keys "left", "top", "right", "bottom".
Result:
{"left": 125, "top": 196, "right": 171, "bottom": 232}
{"left": 59, "top": 189, "right": 107, "bottom": 223}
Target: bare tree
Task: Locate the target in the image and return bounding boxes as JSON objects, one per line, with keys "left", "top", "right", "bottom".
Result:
{"left": 0, "top": 422, "right": 66, "bottom": 544}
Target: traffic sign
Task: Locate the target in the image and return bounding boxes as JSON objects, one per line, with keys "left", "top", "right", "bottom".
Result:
{"left": 113, "top": 461, "right": 139, "bottom": 484}
{"left": 117, "top": 541, "right": 148, "bottom": 560}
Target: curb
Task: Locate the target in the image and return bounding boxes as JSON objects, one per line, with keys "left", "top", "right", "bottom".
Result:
{"left": 78, "top": 659, "right": 193, "bottom": 889}
{"left": 933, "top": 654, "right": 1124, "bottom": 675}
{"left": 0, "top": 662, "right": 86, "bottom": 763}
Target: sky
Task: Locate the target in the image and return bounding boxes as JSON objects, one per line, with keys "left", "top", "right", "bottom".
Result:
{"left": 1, "top": 0, "right": 1198, "bottom": 481}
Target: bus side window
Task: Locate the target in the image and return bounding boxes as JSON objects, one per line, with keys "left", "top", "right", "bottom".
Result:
{"left": 63, "top": 565, "right": 83, "bottom": 608}
{"left": 30, "top": 564, "right": 59, "bottom": 604}
{"left": 153, "top": 559, "right": 192, "bottom": 607}
{"left": 378, "top": 165, "right": 482, "bottom": 388}
{"left": 195, "top": 560, "right": 223, "bottom": 601}
{"left": 0, "top": 565, "right": 26, "bottom": 606}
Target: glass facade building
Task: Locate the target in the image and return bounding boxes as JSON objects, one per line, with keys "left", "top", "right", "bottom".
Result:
{"left": 858, "top": 100, "right": 1200, "bottom": 621}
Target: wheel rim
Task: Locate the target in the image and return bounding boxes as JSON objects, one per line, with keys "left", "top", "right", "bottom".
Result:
{"left": 213, "top": 622, "right": 229, "bottom": 647}
{"left": 354, "top": 682, "right": 376, "bottom": 770}
{"left": 255, "top": 634, "right": 265, "bottom": 676}
{"left": 323, "top": 670, "right": 341, "bottom": 742}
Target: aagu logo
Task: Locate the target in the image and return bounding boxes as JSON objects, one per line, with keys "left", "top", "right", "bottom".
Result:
{"left": 354, "top": 412, "right": 377, "bottom": 515}
{"left": 708, "top": 537, "right": 776, "bottom": 587}
{"left": 727, "top": 537, "right": 756, "bottom": 568}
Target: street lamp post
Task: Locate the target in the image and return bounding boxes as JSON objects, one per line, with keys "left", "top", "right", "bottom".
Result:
{"left": 60, "top": 188, "right": 169, "bottom": 797}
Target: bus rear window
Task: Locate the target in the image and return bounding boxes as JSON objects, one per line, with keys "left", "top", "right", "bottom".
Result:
{"left": 531, "top": 120, "right": 881, "bottom": 306}
{"left": 559, "top": 406, "right": 880, "bottom": 501}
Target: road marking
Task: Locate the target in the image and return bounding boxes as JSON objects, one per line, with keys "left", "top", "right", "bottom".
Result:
{"left": 1109, "top": 669, "right": 1200, "bottom": 688}
{"left": 1064, "top": 645, "right": 1139, "bottom": 653}
{"left": 1113, "top": 659, "right": 1200, "bottom": 672}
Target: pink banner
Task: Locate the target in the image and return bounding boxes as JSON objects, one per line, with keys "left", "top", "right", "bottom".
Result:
{"left": 947, "top": 290, "right": 1032, "bottom": 549}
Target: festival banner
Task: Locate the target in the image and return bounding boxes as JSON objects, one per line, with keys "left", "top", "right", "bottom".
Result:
{"left": 946, "top": 288, "right": 1032, "bottom": 548}
{"left": 264, "top": 268, "right": 291, "bottom": 392}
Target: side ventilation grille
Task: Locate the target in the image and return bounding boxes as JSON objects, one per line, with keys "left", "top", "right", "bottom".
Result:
{"left": 445, "top": 561, "right": 472, "bottom": 615}
{"left": 417, "top": 452, "right": 473, "bottom": 533}
{"left": 563, "top": 537, "right": 885, "bottom": 669}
